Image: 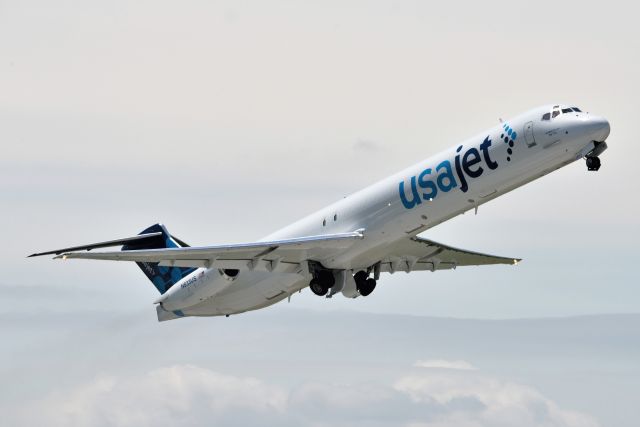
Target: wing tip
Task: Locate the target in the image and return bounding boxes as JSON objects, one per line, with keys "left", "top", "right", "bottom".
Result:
{"left": 28, "top": 251, "right": 72, "bottom": 259}
{"left": 27, "top": 252, "right": 60, "bottom": 258}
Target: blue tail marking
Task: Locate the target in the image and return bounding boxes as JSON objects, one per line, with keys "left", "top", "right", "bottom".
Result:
{"left": 123, "top": 224, "right": 195, "bottom": 294}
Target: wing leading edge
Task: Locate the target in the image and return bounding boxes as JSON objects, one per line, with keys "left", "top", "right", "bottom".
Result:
{"left": 49, "top": 230, "right": 366, "bottom": 273}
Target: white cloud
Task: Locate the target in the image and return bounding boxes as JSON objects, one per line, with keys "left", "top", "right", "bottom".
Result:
{"left": 395, "top": 372, "right": 600, "bottom": 427}
{"left": 413, "top": 359, "right": 476, "bottom": 370}
{"left": 7, "top": 364, "right": 599, "bottom": 427}
{"left": 17, "top": 365, "right": 287, "bottom": 427}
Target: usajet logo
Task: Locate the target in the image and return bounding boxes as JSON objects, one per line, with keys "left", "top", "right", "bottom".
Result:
{"left": 398, "top": 136, "right": 498, "bottom": 209}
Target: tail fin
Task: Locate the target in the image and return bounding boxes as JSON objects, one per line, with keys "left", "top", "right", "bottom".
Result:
{"left": 123, "top": 224, "right": 196, "bottom": 294}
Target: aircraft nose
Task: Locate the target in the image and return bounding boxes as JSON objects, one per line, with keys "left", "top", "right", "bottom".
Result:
{"left": 589, "top": 116, "right": 610, "bottom": 142}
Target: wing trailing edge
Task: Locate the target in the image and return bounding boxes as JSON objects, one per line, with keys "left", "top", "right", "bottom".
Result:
{"left": 378, "top": 236, "right": 520, "bottom": 273}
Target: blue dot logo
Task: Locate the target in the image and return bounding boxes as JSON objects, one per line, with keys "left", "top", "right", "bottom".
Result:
{"left": 502, "top": 123, "right": 518, "bottom": 162}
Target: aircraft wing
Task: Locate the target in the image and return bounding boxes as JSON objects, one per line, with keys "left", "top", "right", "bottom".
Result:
{"left": 46, "top": 230, "right": 365, "bottom": 273}
{"left": 378, "top": 236, "right": 519, "bottom": 273}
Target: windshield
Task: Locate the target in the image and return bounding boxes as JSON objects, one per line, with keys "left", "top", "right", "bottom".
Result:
{"left": 542, "top": 106, "right": 582, "bottom": 120}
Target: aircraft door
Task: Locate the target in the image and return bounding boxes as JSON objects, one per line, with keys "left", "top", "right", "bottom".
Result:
{"left": 524, "top": 121, "right": 536, "bottom": 147}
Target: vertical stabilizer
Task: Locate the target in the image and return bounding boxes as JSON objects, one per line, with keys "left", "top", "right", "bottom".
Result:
{"left": 122, "top": 224, "right": 196, "bottom": 294}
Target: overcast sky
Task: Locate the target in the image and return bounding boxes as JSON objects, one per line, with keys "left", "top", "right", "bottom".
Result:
{"left": 1, "top": 1, "right": 639, "bottom": 426}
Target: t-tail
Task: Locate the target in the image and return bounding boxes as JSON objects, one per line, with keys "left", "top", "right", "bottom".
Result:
{"left": 122, "top": 224, "right": 196, "bottom": 294}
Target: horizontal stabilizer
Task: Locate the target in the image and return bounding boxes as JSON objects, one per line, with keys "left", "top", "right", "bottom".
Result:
{"left": 28, "top": 232, "right": 164, "bottom": 257}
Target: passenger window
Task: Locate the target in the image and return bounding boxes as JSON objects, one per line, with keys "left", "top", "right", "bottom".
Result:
{"left": 542, "top": 112, "right": 551, "bottom": 120}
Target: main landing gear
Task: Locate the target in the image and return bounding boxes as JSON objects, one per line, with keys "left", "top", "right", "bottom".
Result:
{"left": 354, "top": 270, "right": 376, "bottom": 296}
{"left": 308, "top": 269, "right": 377, "bottom": 297}
{"left": 586, "top": 156, "right": 601, "bottom": 172}
{"left": 309, "top": 270, "right": 335, "bottom": 296}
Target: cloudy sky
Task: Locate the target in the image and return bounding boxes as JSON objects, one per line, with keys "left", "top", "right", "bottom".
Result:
{"left": 1, "top": 0, "right": 639, "bottom": 426}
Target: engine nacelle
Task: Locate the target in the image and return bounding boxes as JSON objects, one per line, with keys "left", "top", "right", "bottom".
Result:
{"left": 157, "top": 268, "right": 238, "bottom": 311}
{"left": 336, "top": 270, "right": 359, "bottom": 299}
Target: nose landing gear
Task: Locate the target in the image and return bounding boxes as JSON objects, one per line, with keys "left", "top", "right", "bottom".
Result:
{"left": 586, "top": 156, "right": 601, "bottom": 171}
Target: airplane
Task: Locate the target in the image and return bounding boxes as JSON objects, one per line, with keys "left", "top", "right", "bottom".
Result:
{"left": 30, "top": 104, "right": 610, "bottom": 321}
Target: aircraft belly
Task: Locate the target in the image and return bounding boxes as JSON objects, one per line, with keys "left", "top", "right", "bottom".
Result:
{"left": 182, "top": 271, "right": 306, "bottom": 316}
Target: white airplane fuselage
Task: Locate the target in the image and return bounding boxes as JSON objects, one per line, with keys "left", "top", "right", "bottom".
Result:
{"left": 155, "top": 104, "right": 610, "bottom": 318}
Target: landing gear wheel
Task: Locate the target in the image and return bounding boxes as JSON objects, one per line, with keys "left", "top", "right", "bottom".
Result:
{"left": 358, "top": 278, "right": 377, "bottom": 297}
{"left": 586, "top": 156, "right": 601, "bottom": 171}
{"left": 316, "top": 270, "right": 335, "bottom": 288}
{"left": 354, "top": 270, "right": 368, "bottom": 282}
{"left": 309, "top": 279, "right": 328, "bottom": 296}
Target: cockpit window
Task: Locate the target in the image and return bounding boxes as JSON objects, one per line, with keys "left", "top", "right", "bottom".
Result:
{"left": 543, "top": 105, "right": 578, "bottom": 120}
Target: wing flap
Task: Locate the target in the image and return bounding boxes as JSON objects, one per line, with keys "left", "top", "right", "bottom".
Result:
{"left": 379, "top": 236, "right": 519, "bottom": 273}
